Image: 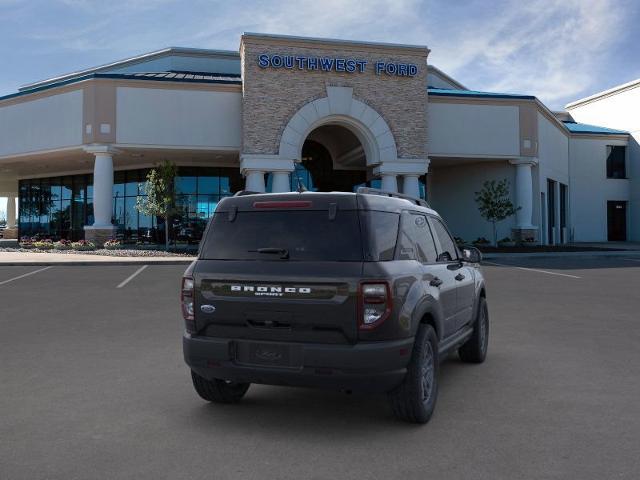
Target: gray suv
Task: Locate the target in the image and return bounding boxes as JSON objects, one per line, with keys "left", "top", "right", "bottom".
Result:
{"left": 182, "top": 189, "right": 488, "bottom": 423}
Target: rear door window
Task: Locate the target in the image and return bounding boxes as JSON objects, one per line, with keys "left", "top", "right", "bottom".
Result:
{"left": 397, "top": 212, "right": 438, "bottom": 263}
{"left": 361, "top": 211, "right": 399, "bottom": 261}
{"left": 200, "top": 210, "right": 363, "bottom": 261}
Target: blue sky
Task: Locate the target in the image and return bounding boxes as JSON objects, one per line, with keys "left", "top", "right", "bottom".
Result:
{"left": 1, "top": 0, "right": 639, "bottom": 108}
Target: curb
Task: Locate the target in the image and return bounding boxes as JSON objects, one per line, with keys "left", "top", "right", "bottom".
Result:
{"left": 0, "top": 259, "right": 195, "bottom": 266}
{"left": 483, "top": 250, "right": 640, "bottom": 260}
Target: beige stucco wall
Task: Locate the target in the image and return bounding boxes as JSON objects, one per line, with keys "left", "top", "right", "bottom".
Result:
{"left": 0, "top": 90, "right": 83, "bottom": 157}
{"left": 240, "top": 35, "right": 429, "bottom": 160}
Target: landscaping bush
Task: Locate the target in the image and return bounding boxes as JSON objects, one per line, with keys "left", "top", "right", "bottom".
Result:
{"left": 33, "top": 239, "right": 54, "bottom": 250}
{"left": 53, "top": 239, "right": 73, "bottom": 250}
{"left": 472, "top": 237, "right": 490, "bottom": 246}
{"left": 497, "top": 237, "right": 516, "bottom": 247}
{"left": 19, "top": 237, "right": 34, "bottom": 249}
{"left": 71, "top": 240, "right": 96, "bottom": 251}
{"left": 103, "top": 239, "right": 122, "bottom": 250}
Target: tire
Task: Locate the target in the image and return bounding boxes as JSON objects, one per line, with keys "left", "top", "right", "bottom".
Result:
{"left": 190, "top": 370, "right": 250, "bottom": 404}
{"left": 458, "top": 296, "right": 489, "bottom": 363}
{"left": 388, "top": 324, "right": 439, "bottom": 424}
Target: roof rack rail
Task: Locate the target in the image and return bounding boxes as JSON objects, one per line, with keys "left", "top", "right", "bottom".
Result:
{"left": 356, "top": 187, "right": 431, "bottom": 209}
{"left": 233, "top": 190, "right": 261, "bottom": 196}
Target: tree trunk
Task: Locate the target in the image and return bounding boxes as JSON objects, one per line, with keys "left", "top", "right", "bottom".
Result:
{"left": 492, "top": 221, "right": 497, "bottom": 246}
{"left": 164, "top": 216, "right": 169, "bottom": 251}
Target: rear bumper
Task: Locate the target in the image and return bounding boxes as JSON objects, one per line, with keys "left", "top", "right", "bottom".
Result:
{"left": 183, "top": 334, "right": 414, "bottom": 393}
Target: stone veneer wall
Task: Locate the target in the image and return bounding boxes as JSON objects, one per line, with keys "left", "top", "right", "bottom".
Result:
{"left": 240, "top": 36, "right": 429, "bottom": 160}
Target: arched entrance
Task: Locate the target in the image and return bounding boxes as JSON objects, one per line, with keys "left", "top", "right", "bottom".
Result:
{"left": 297, "top": 124, "right": 368, "bottom": 192}
{"left": 242, "top": 86, "right": 427, "bottom": 195}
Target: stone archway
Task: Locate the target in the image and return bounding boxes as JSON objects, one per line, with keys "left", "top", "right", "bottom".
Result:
{"left": 278, "top": 86, "right": 398, "bottom": 167}
{"left": 240, "top": 86, "right": 428, "bottom": 195}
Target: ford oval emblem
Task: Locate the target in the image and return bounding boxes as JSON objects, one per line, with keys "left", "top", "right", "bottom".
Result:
{"left": 200, "top": 304, "right": 216, "bottom": 314}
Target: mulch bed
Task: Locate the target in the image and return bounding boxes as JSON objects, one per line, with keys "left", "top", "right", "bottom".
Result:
{"left": 476, "top": 245, "right": 622, "bottom": 253}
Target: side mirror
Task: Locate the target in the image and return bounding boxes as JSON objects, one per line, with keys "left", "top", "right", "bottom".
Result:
{"left": 461, "top": 246, "right": 482, "bottom": 263}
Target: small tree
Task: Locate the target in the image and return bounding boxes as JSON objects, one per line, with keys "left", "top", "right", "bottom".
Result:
{"left": 136, "top": 160, "right": 178, "bottom": 250}
{"left": 474, "top": 179, "right": 519, "bottom": 246}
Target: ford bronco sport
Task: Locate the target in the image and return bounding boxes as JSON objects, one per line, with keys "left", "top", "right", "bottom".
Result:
{"left": 182, "top": 188, "right": 488, "bottom": 423}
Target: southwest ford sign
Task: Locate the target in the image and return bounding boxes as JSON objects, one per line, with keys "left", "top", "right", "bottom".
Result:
{"left": 257, "top": 54, "right": 418, "bottom": 77}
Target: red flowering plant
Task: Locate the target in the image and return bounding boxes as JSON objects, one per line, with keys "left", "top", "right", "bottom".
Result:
{"left": 53, "top": 239, "right": 73, "bottom": 250}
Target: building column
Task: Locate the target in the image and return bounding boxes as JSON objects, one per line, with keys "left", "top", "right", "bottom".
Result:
{"left": 2, "top": 195, "right": 18, "bottom": 240}
{"left": 380, "top": 174, "right": 398, "bottom": 193}
{"left": 84, "top": 145, "right": 117, "bottom": 245}
{"left": 509, "top": 157, "right": 539, "bottom": 241}
{"left": 402, "top": 159, "right": 430, "bottom": 199}
{"left": 244, "top": 170, "right": 266, "bottom": 193}
{"left": 374, "top": 159, "right": 429, "bottom": 198}
{"left": 271, "top": 171, "right": 290, "bottom": 193}
{"left": 240, "top": 154, "right": 295, "bottom": 194}
{"left": 402, "top": 174, "right": 421, "bottom": 199}
{"left": 6, "top": 195, "right": 16, "bottom": 229}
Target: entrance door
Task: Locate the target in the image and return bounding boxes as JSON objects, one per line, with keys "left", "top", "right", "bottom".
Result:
{"left": 547, "top": 179, "right": 556, "bottom": 244}
{"left": 607, "top": 201, "right": 627, "bottom": 241}
{"left": 540, "top": 193, "right": 546, "bottom": 245}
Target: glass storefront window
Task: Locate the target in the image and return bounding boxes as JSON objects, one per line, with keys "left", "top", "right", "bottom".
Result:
{"left": 125, "top": 171, "right": 139, "bottom": 196}
{"left": 176, "top": 175, "right": 197, "bottom": 195}
{"left": 61, "top": 178, "right": 73, "bottom": 201}
{"left": 197, "top": 175, "right": 219, "bottom": 195}
{"left": 113, "top": 171, "right": 126, "bottom": 199}
{"left": 18, "top": 166, "right": 242, "bottom": 244}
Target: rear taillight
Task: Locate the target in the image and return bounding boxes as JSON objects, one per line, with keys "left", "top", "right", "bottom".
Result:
{"left": 181, "top": 276, "right": 195, "bottom": 333}
{"left": 358, "top": 282, "right": 392, "bottom": 330}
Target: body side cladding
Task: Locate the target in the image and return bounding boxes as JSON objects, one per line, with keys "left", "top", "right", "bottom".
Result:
{"left": 412, "top": 299, "right": 444, "bottom": 341}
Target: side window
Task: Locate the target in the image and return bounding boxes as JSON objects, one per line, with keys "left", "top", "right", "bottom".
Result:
{"left": 397, "top": 212, "right": 438, "bottom": 263}
{"left": 397, "top": 214, "right": 417, "bottom": 261}
{"left": 362, "top": 211, "right": 400, "bottom": 261}
{"left": 430, "top": 217, "right": 458, "bottom": 262}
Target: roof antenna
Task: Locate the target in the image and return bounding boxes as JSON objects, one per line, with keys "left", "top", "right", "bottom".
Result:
{"left": 293, "top": 163, "right": 307, "bottom": 193}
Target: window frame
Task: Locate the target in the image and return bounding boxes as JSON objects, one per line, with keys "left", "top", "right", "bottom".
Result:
{"left": 394, "top": 210, "right": 440, "bottom": 264}
{"left": 427, "top": 215, "right": 460, "bottom": 263}
{"left": 606, "top": 145, "right": 627, "bottom": 180}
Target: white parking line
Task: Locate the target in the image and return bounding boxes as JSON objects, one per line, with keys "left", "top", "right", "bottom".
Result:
{"left": 116, "top": 265, "right": 148, "bottom": 289}
{"left": 0, "top": 266, "right": 53, "bottom": 286}
{"left": 483, "top": 261, "right": 581, "bottom": 279}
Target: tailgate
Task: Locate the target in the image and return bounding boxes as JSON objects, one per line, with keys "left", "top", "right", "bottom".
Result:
{"left": 193, "top": 260, "right": 363, "bottom": 344}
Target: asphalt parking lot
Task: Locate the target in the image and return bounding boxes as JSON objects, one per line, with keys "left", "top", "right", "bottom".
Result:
{"left": 2, "top": 257, "right": 640, "bottom": 479}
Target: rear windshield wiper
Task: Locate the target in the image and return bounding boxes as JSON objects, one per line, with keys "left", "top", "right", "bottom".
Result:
{"left": 248, "top": 247, "right": 290, "bottom": 259}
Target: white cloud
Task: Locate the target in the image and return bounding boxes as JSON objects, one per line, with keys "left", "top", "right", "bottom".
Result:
{"left": 426, "top": 0, "right": 631, "bottom": 108}
{"left": 3, "top": 0, "right": 634, "bottom": 109}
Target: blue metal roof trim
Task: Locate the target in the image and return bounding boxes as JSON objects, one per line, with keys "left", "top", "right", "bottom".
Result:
{"left": 562, "top": 121, "right": 628, "bottom": 135}
{"left": 0, "top": 72, "right": 242, "bottom": 102}
{"left": 427, "top": 87, "right": 536, "bottom": 100}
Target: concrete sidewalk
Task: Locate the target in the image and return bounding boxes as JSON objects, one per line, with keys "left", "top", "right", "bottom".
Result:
{"left": 0, "top": 251, "right": 195, "bottom": 266}
{"left": 483, "top": 249, "right": 640, "bottom": 260}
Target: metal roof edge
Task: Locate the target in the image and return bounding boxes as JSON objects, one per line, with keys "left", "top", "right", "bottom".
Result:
{"left": 427, "top": 88, "right": 535, "bottom": 100}
{"left": 2, "top": 72, "right": 242, "bottom": 103}
{"left": 19, "top": 46, "right": 240, "bottom": 92}
{"left": 565, "top": 78, "right": 640, "bottom": 109}
{"left": 427, "top": 65, "right": 467, "bottom": 90}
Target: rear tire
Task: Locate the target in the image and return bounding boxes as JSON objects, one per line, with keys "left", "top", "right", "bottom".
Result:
{"left": 458, "top": 296, "right": 489, "bottom": 363}
{"left": 190, "top": 370, "right": 250, "bottom": 404}
{"left": 388, "top": 324, "right": 439, "bottom": 424}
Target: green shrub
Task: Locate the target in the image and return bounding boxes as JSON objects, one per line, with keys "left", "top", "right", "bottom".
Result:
{"left": 71, "top": 240, "right": 96, "bottom": 251}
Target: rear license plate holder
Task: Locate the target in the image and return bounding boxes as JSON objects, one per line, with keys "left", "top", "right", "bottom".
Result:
{"left": 234, "top": 341, "right": 301, "bottom": 368}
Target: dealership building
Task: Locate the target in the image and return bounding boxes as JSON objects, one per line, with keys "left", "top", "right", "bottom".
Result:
{"left": 0, "top": 33, "right": 637, "bottom": 245}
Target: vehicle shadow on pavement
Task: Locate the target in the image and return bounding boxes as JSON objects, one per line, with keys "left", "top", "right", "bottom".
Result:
{"left": 184, "top": 357, "right": 474, "bottom": 435}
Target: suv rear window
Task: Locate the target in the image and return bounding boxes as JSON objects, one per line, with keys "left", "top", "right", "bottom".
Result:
{"left": 200, "top": 210, "right": 364, "bottom": 261}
